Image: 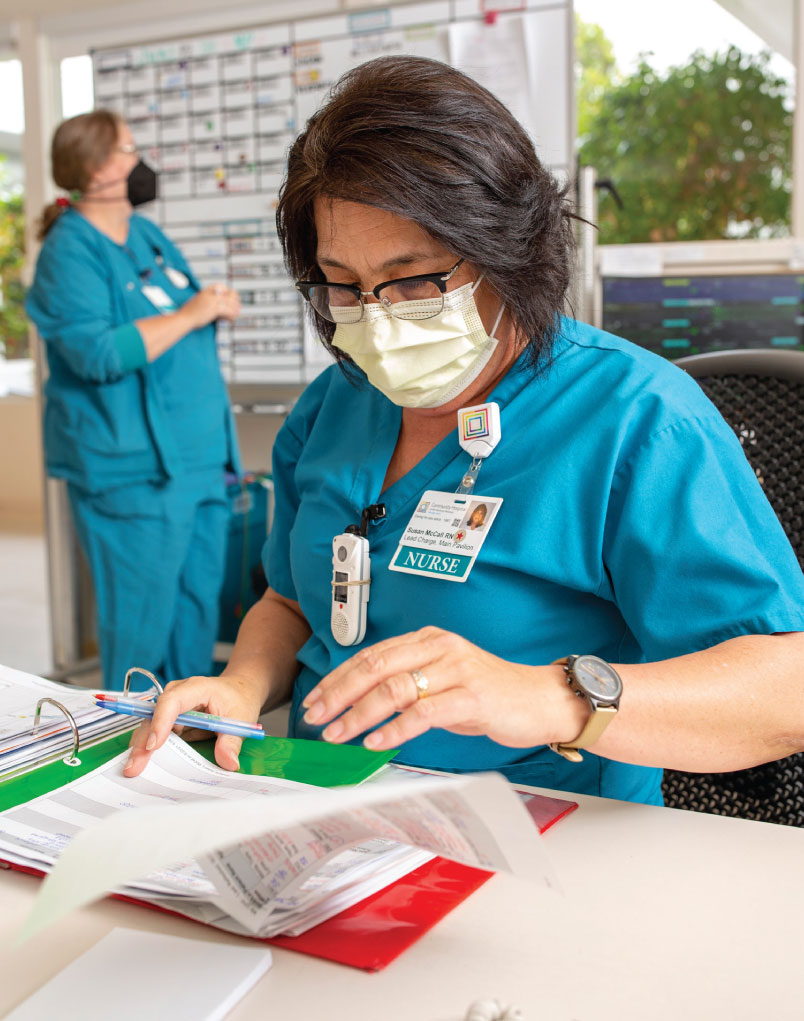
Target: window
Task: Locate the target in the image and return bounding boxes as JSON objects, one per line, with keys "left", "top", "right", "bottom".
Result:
{"left": 575, "top": 1, "right": 795, "bottom": 243}
{"left": 60, "top": 56, "right": 94, "bottom": 118}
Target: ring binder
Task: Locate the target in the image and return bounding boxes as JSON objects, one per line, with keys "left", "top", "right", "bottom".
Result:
{"left": 32, "top": 698, "right": 81, "bottom": 767}
{"left": 1, "top": 667, "right": 577, "bottom": 973}
{"left": 123, "top": 667, "right": 164, "bottom": 698}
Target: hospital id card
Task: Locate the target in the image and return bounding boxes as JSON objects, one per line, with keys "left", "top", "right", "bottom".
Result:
{"left": 142, "top": 284, "right": 177, "bottom": 313}
{"left": 388, "top": 490, "right": 502, "bottom": 583}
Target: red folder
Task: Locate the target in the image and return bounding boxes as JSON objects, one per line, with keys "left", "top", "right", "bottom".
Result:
{"left": 3, "top": 793, "right": 576, "bottom": 972}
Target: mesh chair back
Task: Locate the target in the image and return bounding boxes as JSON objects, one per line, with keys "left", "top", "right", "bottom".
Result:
{"left": 661, "top": 349, "right": 804, "bottom": 825}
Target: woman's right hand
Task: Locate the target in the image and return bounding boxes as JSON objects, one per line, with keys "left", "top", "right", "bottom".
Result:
{"left": 123, "top": 671, "right": 263, "bottom": 778}
{"left": 179, "top": 284, "right": 241, "bottom": 330}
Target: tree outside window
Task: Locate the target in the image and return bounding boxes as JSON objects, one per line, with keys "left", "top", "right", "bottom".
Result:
{"left": 0, "top": 167, "right": 25, "bottom": 359}
{"left": 576, "top": 14, "right": 793, "bottom": 244}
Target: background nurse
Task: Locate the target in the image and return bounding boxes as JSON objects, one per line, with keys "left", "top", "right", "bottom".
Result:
{"left": 27, "top": 110, "right": 242, "bottom": 690}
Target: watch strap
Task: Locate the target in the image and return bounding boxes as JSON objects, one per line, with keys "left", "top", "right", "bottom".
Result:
{"left": 550, "top": 705, "right": 618, "bottom": 762}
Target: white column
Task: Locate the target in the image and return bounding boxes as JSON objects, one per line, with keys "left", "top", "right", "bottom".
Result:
{"left": 15, "top": 20, "right": 84, "bottom": 677}
{"left": 576, "top": 165, "right": 600, "bottom": 328}
{"left": 793, "top": 0, "right": 804, "bottom": 238}
{"left": 15, "top": 17, "right": 59, "bottom": 280}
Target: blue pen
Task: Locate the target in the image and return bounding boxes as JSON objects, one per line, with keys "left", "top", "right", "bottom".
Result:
{"left": 94, "top": 694, "right": 265, "bottom": 740}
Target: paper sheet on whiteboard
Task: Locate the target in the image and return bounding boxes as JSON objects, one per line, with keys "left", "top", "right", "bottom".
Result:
{"left": 449, "top": 15, "right": 536, "bottom": 141}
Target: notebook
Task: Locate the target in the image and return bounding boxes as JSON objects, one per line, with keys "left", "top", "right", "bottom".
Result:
{"left": 4, "top": 927, "right": 273, "bottom": 1021}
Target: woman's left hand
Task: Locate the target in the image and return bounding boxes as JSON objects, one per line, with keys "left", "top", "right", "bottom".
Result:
{"left": 301, "top": 627, "right": 584, "bottom": 752}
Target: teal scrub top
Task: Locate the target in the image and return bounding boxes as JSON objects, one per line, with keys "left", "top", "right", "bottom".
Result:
{"left": 264, "top": 319, "right": 804, "bottom": 805}
{"left": 26, "top": 209, "right": 240, "bottom": 494}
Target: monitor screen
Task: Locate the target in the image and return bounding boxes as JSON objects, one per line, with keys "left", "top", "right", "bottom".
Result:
{"left": 602, "top": 274, "right": 804, "bottom": 360}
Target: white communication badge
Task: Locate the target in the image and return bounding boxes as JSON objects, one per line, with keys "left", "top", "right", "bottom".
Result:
{"left": 165, "top": 266, "right": 190, "bottom": 289}
{"left": 141, "top": 284, "right": 177, "bottom": 313}
{"left": 388, "top": 490, "right": 502, "bottom": 583}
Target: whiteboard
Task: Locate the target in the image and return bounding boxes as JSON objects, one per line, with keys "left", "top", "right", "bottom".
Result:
{"left": 92, "top": 0, "right": 572, "bottom": 384}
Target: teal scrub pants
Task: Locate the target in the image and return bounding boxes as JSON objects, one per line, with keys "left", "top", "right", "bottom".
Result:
{"left": 68, "top": 470, "right": 229, "bottom": 690}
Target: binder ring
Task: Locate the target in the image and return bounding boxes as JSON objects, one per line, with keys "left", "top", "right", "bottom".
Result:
{"left": 33, "top": 698, "right": 81, "bottom": 767}
{"left": 123, "top": 667, "right": 164, "bottom": 699}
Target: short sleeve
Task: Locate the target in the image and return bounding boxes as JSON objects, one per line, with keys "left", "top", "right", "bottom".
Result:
{"left": 262, "top": 414, "right": 304, "bottom": 601}
{"left": 602, "top": 414, "right": 804, "bottom": 660}
{"left": 26, "top": 236, "right": 146, "bottom": 383}
{"left": 261, "top": 368, "right": 339, "bottom": 602}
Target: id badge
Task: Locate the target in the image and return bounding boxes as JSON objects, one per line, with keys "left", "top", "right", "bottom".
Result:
{"left": 388, "top": 490, "right": 502, "bottom": 583}
{"left": 141, "top": 284, "right": 177, "bottom": 313}
{"left": 165, "top": 266, "right": 190, "bottom": 289}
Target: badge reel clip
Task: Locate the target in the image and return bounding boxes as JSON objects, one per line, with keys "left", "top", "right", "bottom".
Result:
{"left": 455, "top": 402, "right": 501, "bottom": 496}
{"left": 331, "top": 503, "right": 386, "bottom": 646}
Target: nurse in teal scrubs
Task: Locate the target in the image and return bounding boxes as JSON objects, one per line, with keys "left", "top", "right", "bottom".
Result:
{"left": 127, "top": 58, "right": 804, "bottom": 804}
{"left": 27, "top": 110, "right": 241, "bottom": 690}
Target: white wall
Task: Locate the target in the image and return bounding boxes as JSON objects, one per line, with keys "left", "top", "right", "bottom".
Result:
{"left": 0, "top": 396, "right": 44, "bottom": 531}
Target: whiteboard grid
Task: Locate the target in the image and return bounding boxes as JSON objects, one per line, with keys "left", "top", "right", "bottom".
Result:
{"left": 92, "top": 0, "right": 571, "bottom": 384}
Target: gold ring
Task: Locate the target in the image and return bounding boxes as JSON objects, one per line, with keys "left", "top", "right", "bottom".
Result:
{"left": 411, "top": 669, "right": 430, "bottom": 699}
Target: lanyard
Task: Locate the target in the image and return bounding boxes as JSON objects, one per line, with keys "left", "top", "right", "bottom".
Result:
{"left": 124, "top": 242, "right": 165, "bottom": 283}
{"left": 455, "top": 402, "right": 502, "bottom": 495}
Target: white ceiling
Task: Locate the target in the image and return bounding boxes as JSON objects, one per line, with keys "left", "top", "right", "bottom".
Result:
{"left": 0, "top": 0, "right": 239, "bottom": 19}
{"left": 0, "top": 0, "right": 334, "bottom": 58}
{"left": 0, "top": 0, "right": 792, "bottom": 25}
{"left": 0, "top": 0, "right": 794, "bottom": 60}
{"left": 715, "top": 0, "right": 793, "bottom": 60}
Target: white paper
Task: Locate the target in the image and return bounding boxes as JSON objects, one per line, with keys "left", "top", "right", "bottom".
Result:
{"left": 4, "top": 927, "right": 272, "bottom": 1021}
{"left": 599, "top": 245, "right": 664, "bottom": 278}
{"left": 16, "top": 735, "right": 557, "bottom": 942}
{"left": 449, "top": 16, "right": 535, "bottom": 142}
{"left": 1, "top": 735, "right": 321, "bottom": 904}
{"left": 0, "top": 665, "right": 140, "bottom": 777}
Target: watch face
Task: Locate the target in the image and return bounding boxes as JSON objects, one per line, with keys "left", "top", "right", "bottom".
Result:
{"left": 572, "top": 656, "right": 623, "bottom": 703}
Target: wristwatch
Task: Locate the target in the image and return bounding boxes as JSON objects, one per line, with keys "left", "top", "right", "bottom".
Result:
{"left": 549, "top": 654, "right": 623, "bottom": 763}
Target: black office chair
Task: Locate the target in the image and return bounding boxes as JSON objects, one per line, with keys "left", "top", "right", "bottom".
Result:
{"left": 661, "top": 349, "right": 804, "bottom": 826}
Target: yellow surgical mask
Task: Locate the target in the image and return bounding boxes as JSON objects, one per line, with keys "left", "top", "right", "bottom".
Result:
{"left": 331, "top": 279, "right": 505, "bottom": 409}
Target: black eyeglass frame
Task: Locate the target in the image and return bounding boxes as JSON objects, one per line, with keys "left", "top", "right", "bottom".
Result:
{"left": 295, "top": 258, "right": 465, "bottom": 319}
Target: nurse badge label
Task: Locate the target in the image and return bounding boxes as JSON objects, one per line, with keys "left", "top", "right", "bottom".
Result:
{"left": 389, "top": 490, "right": 502, "bottom": 583}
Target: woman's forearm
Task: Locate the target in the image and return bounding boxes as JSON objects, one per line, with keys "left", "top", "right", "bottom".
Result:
{"left": 222, "top": 587, "right": 313, "bottom": 712}
{"left": 135, "top": 309, "right": 195, "bottom": 361}
{"left": 585, "top": 632, "right": 804, "bottom": 771}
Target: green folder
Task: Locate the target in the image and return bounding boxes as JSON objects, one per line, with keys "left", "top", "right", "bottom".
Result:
{"left": 0, "top": 732, "right": 396, "bottom": 813}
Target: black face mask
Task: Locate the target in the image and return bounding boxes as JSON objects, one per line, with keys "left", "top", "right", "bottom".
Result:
{"left": 127, "top": 159, "right": 158, "bottom": 206}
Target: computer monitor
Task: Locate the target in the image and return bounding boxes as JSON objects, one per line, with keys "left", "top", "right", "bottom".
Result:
{"left": 602, "top": 274, "right": 804, "bottom": 359}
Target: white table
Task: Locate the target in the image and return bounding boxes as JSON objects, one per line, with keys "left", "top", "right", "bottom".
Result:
{"left": 2, "top": 778, "right": 803, "bottom": 1020}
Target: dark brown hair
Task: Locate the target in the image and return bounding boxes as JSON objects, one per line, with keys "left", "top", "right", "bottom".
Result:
{"left": 276, "top": 55, "right": 576, "bottom": 370}
{"left": 37, "top": 109, "right": 121, "bottom": 240}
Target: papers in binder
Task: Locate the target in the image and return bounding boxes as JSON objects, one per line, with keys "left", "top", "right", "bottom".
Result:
{"left": 0, "top": 665, "right": 146, "bottom": 779}
{"left": 4, "top": 735, "right": 558, "bottom": 943}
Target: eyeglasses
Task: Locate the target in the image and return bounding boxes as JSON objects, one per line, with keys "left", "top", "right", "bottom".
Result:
{"left": 295, "top": 259, "right": 464, "bottom": 324}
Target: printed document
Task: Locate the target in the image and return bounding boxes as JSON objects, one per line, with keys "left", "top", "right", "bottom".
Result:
{"left": 0, "top": 735, "right": 557, "bottom": 942}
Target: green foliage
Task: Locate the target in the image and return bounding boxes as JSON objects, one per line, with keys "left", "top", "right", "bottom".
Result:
{"left": 0, "top": 179, "right": 27, "bottom": 359}
{"left": 576, "top": 37, "right": 793, "bottom": 244}
{"left": 574, "top": 12, "right": 619, "bottom": 142}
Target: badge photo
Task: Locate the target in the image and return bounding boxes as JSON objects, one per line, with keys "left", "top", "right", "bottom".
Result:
{"left": 389, "top": 490, "right": 503, "bottom": 583}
